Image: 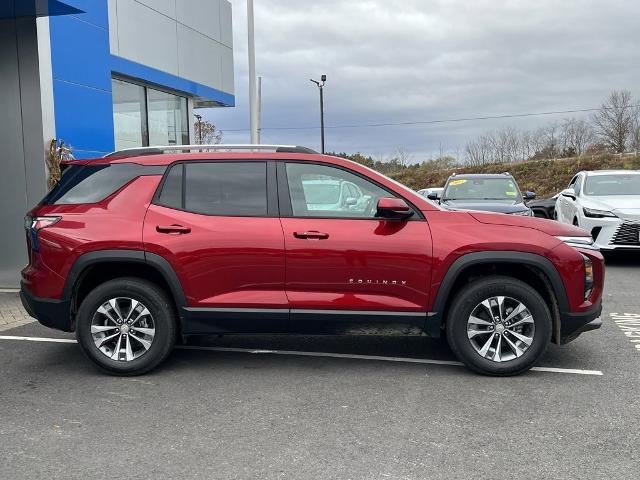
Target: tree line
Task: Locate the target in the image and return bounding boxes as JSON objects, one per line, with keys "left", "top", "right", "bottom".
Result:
{"left": 465, "top": 90, "right": 640, "bottom": 165}
{"left": 334, "top": 90, "right": 640, "bottom": 171}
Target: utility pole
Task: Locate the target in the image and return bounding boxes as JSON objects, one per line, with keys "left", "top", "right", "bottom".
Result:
{"left": 257, "top": 76, "right": 262, "bottom": 144}
{"left": 247, "top": 0, "right": 258, "bottom": 144}
{"left": 310, "top": 74, "right": 326, "bottom": 153}
{"left": 194, "top": 113, "right": 203, "bottom": 144}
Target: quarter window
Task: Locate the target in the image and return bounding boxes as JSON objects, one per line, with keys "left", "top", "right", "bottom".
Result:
{"left": 42, "top": 164, "right": 164, "bottom": 205}
{"left": 285, "top": 163, "right": 392, "bottom": 218}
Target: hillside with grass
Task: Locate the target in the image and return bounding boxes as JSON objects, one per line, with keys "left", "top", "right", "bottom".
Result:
{"left": 388, "top": 154, "right": 640, "bottom": 198}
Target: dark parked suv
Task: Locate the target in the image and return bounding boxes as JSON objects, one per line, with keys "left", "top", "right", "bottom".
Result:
{"left": 435, "top": 173, "right": 535, "bottom": 216}
{"left": 21, "top": 145, "right": 604, "bottom": 376}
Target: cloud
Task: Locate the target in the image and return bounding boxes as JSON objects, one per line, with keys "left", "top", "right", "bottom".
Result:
{"left": 205, "top": 0, "right": 640, "bottom": 160}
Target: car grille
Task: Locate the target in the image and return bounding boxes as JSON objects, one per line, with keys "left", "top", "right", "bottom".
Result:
{"left": 611, "top": 221, "right": 640, "bottom": 246}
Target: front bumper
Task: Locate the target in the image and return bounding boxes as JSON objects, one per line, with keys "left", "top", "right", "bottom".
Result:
{"left": 580, "top": 215, "right": 640, "bottom": 250}
{"left": 20, "top": 282, "right": 72, "bottom": 332}
{"left": 559, "top": 300, "right": 602, "bottom": 344}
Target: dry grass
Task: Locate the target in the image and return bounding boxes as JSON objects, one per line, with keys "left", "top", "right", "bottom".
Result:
{"left": 391, "top": 154, "right": 640, "bottom": 198}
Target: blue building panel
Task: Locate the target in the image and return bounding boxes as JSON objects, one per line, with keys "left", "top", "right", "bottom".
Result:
{"left": 49, "top": 13, "right": 112, "bottom": 91}
{"left": 48, "top": 0, "right": 114, "bottom": 156}
{"left": 62, "top": 0, "right": 108, "bottom": 29}
{"left": 53, "top": 79, "right": 115, "bottom": 157}
{"left": 111, "top": 55, "right": 235, "bottom": 107}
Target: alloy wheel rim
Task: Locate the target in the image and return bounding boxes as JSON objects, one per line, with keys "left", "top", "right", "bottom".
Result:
{"left": 466, "top": 296, "right": 535, "bottom": 363}
{"left": 90, "top": 297, "right": 156, "bottom": 362}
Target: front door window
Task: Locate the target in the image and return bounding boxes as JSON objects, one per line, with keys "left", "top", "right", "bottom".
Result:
{"left": 285, "top": 163, "right": 391, "bottom": 218}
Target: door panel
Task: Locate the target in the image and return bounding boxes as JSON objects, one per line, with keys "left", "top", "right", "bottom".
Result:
{"left": 282, "top": 217, "right": 432, "bottom": 308}
{"left": 279, "top": 161, "right": 433, "bottom": 333}
{"left": 281, "top": 218, "right": 432, "bottom": 332}
{"left": 144, "top": 205, "right": 287, "bottom": 332}
{"left": 144, "top": 160, "right": 287, "bottom": 334}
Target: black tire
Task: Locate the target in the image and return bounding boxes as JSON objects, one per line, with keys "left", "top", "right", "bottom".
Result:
{"left": 446, "top": 275, "right": 552, "bottom": 376}
{"left": 75, "top": 278, "right": 176, "bottom": 375}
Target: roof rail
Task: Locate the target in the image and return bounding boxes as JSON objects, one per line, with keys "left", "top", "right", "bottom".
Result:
{"left": 104, "top": 144, "right": 319, "bottom": 158}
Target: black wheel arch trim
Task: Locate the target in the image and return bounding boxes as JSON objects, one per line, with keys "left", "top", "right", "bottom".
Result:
{"left": 63, "top": 249, "right": 187, "bottom": 311}
{"left": 425, "top": 251, "right": 569, "bottom": 337}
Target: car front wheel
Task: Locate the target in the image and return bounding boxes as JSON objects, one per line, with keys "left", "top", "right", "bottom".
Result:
{"left": 75, "top": 278, "right": 176, "bottom": 375}
{"left": 446, "top": 276, "right": 552, "bottom": 376}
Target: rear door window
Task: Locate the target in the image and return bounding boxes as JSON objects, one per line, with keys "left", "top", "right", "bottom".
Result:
{"left": 155, "top": 164, "right": 183, "bottom": 210}
{"left": 155, "top": 162, "right": 268, "bottom": 217}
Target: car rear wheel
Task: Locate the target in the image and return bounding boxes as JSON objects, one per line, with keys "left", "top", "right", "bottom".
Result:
{"left": 76, "top": 278, "right": 176, "bottom": 375}
{"left": 446, "top": 276, "right": 552, "bottom": 376}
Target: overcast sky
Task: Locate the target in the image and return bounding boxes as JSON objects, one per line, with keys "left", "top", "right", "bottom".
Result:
{"left": 203, "top": 0, "right": 640, "bottom": 160}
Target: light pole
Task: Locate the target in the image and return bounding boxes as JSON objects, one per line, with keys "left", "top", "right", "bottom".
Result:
{"left": 310, "top": 75, "right": 326, "bottom": 153}
{"left": 194, "top": 113, "right": 203, "bottom": 144}
{"left": 247, "top": 0, "right": 258, "bottom": 144}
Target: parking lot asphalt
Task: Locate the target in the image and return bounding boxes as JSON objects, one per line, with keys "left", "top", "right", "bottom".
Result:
{"left": 1, "top": 253, "right": 639, "bottom": 480}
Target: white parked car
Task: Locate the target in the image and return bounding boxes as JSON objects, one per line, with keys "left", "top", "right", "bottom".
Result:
{"left": 555, "top": 170, "right": 640, "bottom": 250}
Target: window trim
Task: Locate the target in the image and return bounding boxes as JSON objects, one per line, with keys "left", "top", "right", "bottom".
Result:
{"left": 277, "top": 160, "right": 424, "bottom": 221}
{"left": 151, "top": 159, "right": 278, "bottom": 218}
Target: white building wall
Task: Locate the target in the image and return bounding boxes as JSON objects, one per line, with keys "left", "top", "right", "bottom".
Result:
{"left": 107, "top": 0, "right": 234, "bottom": 96}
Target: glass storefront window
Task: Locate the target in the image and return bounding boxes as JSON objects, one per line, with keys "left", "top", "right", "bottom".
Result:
{"left": 112, "top": 79, "right": 147, "bottom": 150}
{"left": 112, "top": 78, "right": 189, "bottom": 150}
{"left": 147, "top": 89, "right": 189, "bottom": 146}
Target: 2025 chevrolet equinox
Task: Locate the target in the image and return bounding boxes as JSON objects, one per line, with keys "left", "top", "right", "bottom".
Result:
{"left": 20, "top": 145, "right": 604, "bottom": 376}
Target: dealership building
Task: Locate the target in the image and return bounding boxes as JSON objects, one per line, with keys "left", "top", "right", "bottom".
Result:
{"left": 0, "top": 0, "right": 235, "bottom": 286}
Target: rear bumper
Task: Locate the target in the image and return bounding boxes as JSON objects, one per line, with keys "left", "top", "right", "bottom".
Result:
{"left": 559, "top": 300, "right": 602, "bottom": 344}
{"left": 20, "top": 282, "right": 72, "bottom": 332}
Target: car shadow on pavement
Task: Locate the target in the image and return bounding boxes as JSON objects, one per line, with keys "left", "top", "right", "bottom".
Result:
{"left": 3, "top": 322, "right": 599, "bottom": 377}
{"left": 602, "top": 250, "right": 640, "bottom": 266}
{"left": 184, "top": 334, "right": 455, "bottom": 360}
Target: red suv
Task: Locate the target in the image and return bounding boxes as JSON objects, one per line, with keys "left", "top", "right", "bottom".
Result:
{"left": 20, "top": 145, "right": 604, "bottom": 376}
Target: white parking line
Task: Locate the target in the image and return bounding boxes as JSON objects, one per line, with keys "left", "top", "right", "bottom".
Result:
{"left": 0, "top": 335, "right": 77, "bottom": 344}
{"left": 610, "top": 313, "right": 640, "bottom": 352}
{"left": 0, "top": 335, "right": 604, "bottom": 376}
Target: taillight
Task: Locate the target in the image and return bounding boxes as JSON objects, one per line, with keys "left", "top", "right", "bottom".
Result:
{"left": 25, "top": 216, "right": 61, "bottom": 252}
{"left": 31, "top": 216, "right": 61, "bottom": 230}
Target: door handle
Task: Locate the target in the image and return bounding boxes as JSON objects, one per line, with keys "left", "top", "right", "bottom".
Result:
{"left": 293, "top": 231, "right": 329, "bottom": 240}
{"left": 156, "top": 224, "right": 191, "bottom": 234}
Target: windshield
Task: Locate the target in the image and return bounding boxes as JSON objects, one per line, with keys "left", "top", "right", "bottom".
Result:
{"left": 443, "top": 177, "right": 522, "bottom": 201}
{"left": 584, "top": 174, "right": 640, "bottom": 196}
{"left": 302, "top": 182, "right": 341, "bottom": 204}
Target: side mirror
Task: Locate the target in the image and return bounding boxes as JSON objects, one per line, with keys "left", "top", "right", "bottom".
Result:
{"left": 344, "top": 197, "right": 357, "bottom": 207}
{"left": 560, "top": 188, "right": 576, "bottom": 200}
{"left": 427, "top": 193, "right": 439, "bottom": 200}
{"left": 524, "top": 191, "right": 536, "bottom": 200}
{"left": 376, "top": 197, "right": 414, "bottom": 220}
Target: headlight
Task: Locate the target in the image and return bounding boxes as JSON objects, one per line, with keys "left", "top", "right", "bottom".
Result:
{"left": 583, "top": 207, "right": 617, "bottom": 218}
{"left": 555, "top": 236, "right": 599, "bottom": 250}
{"left": 581, "top": 253, "right": 593, "bottom": 300}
